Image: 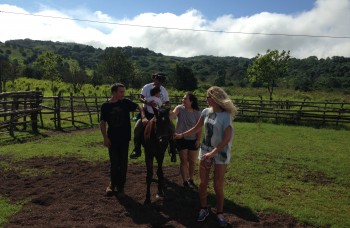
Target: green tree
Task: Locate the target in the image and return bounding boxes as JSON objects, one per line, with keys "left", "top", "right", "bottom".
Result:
{"left": 35, "top": 52, "right": 63, "bottom": 95}
{"left": 214, "top": 69, "right": 226, "bottom": 86}
{"left": 63, "top": 59, "right": 89, "bottom": 93}
{"left": 0, "top": 57, "right": 21, "bottom": 92}
{"left": 95, "top": 47, "right": 138, "bottom": 86}
{"left": 173, "top": 64, "right": 198, "bottom": 91}
{"left": 247, "top": 49, "right": 290, "bottom": 100}
{"left": 0, "top": 56, "right": 11, "bottom": 93}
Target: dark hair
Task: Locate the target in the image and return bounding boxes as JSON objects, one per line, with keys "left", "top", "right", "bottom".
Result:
{"left": 187, "top": 93, "right": 199, "bottom": 110}
{"left": 111, "top": 83, "right": 125, "bottom": 93}
{"left": 150, "top": 86, "right": 161, "bottom": 96}
{"left": 151, "top": 72, "right": 166, "bottom": 83}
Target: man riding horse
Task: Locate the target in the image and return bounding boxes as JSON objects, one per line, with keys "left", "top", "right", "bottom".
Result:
{"left": 130, "top": 72, "right": 177, "bottom": 162}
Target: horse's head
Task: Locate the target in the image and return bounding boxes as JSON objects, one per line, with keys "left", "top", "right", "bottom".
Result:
{"left": 153, "top": 106, "right": 171, "bottom": 139}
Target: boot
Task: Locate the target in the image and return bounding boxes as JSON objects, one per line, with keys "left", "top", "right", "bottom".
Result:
{"left": 130, "top": 137, "right": 142, "bottom": 159}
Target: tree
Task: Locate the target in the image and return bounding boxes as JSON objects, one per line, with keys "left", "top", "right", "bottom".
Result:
{"left": 0, "top": 56, "right": 11, "bottom": 93}
{"left": 0, "top": 57, "right": 21, "bottom": 92}
{"left": 214, "top": 69, "right": 226, "bottom": 86}
{"left": 63, "top": 59, "right": 89, "bottom": 93}
{"left": 35, "top": 52, "right": 63, "bottom": 95}
{"left": 173, "top": 64, "right": 198, "bottom": 91}
{"left": 95, "top": 47, "right": 138, "bottom": 86}
{"left": 247, "top": 49, "right": 290, "bottom": 100}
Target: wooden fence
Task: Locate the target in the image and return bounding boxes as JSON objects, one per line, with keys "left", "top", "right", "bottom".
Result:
{"left": 235, "top": 98, "right": 350, "bottom": 125}
{"left": 1, "top": 91, "right": 350, "bottom": 136}
{"left": 0, "top": 90, "right": 43, "bottom": 135}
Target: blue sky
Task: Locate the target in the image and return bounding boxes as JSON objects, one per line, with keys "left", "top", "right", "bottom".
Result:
{"left": 5, "top": 0, "right": 315, "bottom": 20}
{"left": 1, "top": 0, "right": 349, "bottom": 58}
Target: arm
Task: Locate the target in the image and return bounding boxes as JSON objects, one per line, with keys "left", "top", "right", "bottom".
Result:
{"left": 100, "top": 120, "right": 111, "bottom": 148}
{"left": 202, "top": 125, "right": 232, "bottom": 159}
{"left": 137, "top": 104, "right": 148, "bottom": 125}
{"left": 169, "top": 105, "right": 180, "bottom": 121}
{"left": 195, "top": 126, "right": 202, "bottom": 148}
{"left": 141, "top": 95, "right": 158, "bottom": 108}
{"left": 162, "top": 87, "right": 170, "bottom": 107}
{"left": 174, "top": 116, "right": 204, "bottom": 139}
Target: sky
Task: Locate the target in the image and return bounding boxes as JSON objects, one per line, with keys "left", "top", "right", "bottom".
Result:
{"left": 1, "top": 0, "right": 350, "bottom": 59}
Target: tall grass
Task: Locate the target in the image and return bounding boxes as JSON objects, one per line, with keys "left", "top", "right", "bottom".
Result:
{"left": 0, "top": 122, "right": 349, "bottom": 227}
{"left": 5, "top": 78, "right": 350, "bottom": 102}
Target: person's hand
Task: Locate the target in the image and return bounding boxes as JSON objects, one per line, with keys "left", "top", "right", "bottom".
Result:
{"left": 173, "top": 133, "right": 183, "bottom": 140}
{"left": 201, "top": 151, "right": 215, "bottom": 160}
{"left": 150, "top": 101, "right": 157, "bottom": 108}
{"left": 142, "top": 117, "right": 148, "bottom": 126}
{"left": 103, "top": 137, "right": 111, "bottom": 148}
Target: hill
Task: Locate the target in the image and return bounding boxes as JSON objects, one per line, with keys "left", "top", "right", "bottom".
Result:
{"left": 1, "top": 39, "right": 350, "bottom": 91}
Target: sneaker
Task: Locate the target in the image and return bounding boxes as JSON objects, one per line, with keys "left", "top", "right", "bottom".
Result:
{"left": 197, "top": 208, "right": 209, "bottom": 222}
{"left": 217, "top": 214, "right": 227, "bottom": 227}
{"left": 105, "top": 184, "right": 115, "bottom": 196}
{"left": 188, "top": 179, "right": 197, "bottom": 190}
{"left": 130, "top": 150, "right": 141, "bottom": 159}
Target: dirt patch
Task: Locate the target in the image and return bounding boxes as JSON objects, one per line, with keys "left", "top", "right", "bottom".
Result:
{"left": 1, "top": 156, "right": 313, "bottom": 227}
{"left": 301, "top": 171, "right": 336, "bottom": 185}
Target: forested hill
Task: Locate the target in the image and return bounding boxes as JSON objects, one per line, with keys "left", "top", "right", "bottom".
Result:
{"left": 1, "top": 39, "right": 349, "bottom": 91}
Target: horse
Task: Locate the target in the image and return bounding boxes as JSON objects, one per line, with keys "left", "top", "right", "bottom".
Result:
{"left": 142, "top": 106, "right": 171, "bottom": 204}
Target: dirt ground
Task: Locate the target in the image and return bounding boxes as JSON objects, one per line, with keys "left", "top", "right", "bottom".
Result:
{"left": 0, "top": 155, "right": 314, "bottom": 228}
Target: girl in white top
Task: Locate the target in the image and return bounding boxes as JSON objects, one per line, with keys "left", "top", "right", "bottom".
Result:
{"left": 174, "top": 86, "right": 238, "bottom": 226}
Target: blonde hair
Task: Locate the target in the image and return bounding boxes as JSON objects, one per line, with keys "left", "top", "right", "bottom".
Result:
{"left": 207, "top": 86, "right": 238, "bottom": 118}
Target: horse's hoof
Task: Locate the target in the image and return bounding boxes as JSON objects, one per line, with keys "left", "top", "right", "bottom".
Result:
{"left": 144, "top": 199, "right": 151, "bottom": 205}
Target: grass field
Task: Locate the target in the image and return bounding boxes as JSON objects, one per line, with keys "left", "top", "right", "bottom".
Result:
{"left": 0, "top": 122, "right": 349, "bottom": 227}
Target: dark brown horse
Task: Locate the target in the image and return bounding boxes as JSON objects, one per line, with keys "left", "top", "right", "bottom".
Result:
{"left": 142, "top": 107, "right": 171, "bottom": 204}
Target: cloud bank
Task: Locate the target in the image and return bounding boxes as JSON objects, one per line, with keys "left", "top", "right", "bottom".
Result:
{"left": 1, "top": 0, "right": 350, "bottom": 59}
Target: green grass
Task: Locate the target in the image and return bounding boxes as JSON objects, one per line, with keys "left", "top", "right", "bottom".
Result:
{"left": 0, "top": 122, "right": 349, "bottom": 227}
{"left": 226, "top": 122, "right": 350, "bottom": 227}
{"left": 0, "top": 197, "right": 23, "bottom": 227}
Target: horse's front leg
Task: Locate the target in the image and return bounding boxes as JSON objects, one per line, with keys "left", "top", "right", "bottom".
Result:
{"left": 144, "top": 150, "right": 153, "bottom": 204}
{"left": 155, "top": 143, "right": 167, "bottom": 198}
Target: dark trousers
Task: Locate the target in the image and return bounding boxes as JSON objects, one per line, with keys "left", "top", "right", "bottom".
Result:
{"left": 108, "top": 140, "right": 129, "bottom": 191}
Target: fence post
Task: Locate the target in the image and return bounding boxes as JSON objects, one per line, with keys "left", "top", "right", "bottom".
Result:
{"left": 55, "top": 92, "right": 62, "bottom": 130}
{"left": 323, "top": 102, "right": 328, "bottom": 124}
{"left": 95, "top": 93, "right": 100, "bottom": 122}
{"left": 258, "top": 96, "right": 263, "bottom": 119}
{"left": 70, "top": 92, "right": 75, "bottom": 126}
{"left": 239, "top": 98, "right": 244, "bottom": 116}
{"left": 9, "top": 97, "right": 17, "bottom": 136}
{"left": 30, "top": 90, "right": 41, "bottom": 133}
{"left": 2, "top": 94, "right": 8, "bottom": 122}
{"left": 23, "top": 95, "right": 27, "bottom": 130}
{"left": 83, "top": 93, "right": 93, "bottom": 126}
{"left": 336, "top": 102, "right": 345, "bottom": 126}
{"left": 296, "top": 99, "right": 306, "bottom": 123}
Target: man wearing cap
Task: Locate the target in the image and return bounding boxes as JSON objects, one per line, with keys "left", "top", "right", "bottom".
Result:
{"left": 130, "top": 72, "right": 177, "bottom": 162}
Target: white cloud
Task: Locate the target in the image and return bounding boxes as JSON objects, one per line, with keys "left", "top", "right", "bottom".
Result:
{"left": 1, "top": 0, "right": 350, "bottom": 59}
